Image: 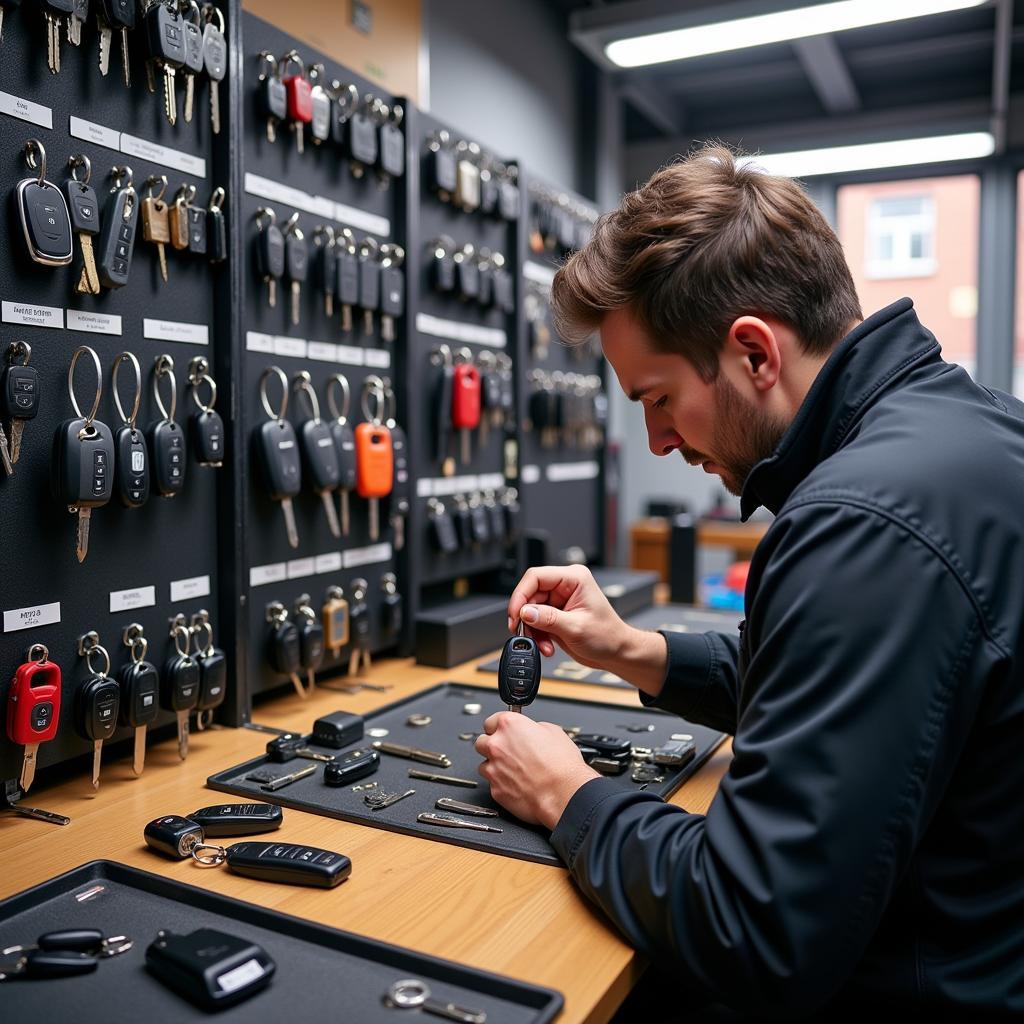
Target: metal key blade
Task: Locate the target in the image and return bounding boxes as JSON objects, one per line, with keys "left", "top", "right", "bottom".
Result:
{"left": 289, "top": 672, "right": 309, "bottom": 699}
{"left": 183, "top": 72, "right": 195, "bottom": 123}
{"left": 120, "top": 27, "right": 130, "bottom": 86}
{"left": 321, "top": 492, "right": 341, "bottom": 538}
{"left": 340, "top": 490, "right": 350, "bottom": 535}
{"left": 9, "top": 804, "right": 71, "bottom": 826}
{"left": 369, "top": 497, "right": 379, "bottom": 541}
{"left": 77, "top": 234, "right": 100, "bottom": 295}
{"left": 132, "top": 725, "right": 147, "bottom": 776}
{"left": 91, "top": 739, "right": 102, "bottom": 788}
{"left": 20, "top": 742, "right": 40, "bottom": 792}
{"left": 436, "top": 798, "right": 498, "bottom": 817}
{"left": 175, "top": 709, "right": 189, "bottom": 760}
{"left": 409, "top": 769, "right": 477, "bottom": 788}
{"left": 210, "top": 81, "right": 221, "bottom": 135}
{"left": 98, "top": 21, "right": 111, "bottom": 74}
{"left": 76, "top": 507, "right": 92, "bottom": 563}
{"left": 164, "top": 66, "right": 176, "bottom": 125}
{"left": 417, "top": 812, "right": 502, "bottom": 834}
{"left": 291, "top": 281, "right": 300, "bottom": 326}
{"left": 281, "top": 496, "right": 299, "bottom": 548}
{"left": 0, "top": 426, "right": 13, "bottom": 475}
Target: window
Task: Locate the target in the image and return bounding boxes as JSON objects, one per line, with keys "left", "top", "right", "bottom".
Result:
{"left": 867, "top": 195, "right": 935, "bottom": 279}
{"left": 838, "top": 175, "right": 979, "bottom": 378}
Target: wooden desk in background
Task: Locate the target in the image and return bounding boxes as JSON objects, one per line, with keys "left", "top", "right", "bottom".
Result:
{"left": 631, "top": 517, "right": 770, "bottom": 583}
{"left": 0, "top": 653, "right": 732, "bottom": 1024}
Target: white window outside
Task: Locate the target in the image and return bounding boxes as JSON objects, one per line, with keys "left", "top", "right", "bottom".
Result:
{"left": 866, "top": 195, "right": 936, "bottom": 279}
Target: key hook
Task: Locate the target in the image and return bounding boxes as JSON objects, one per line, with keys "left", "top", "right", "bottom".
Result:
{"left": 26, "top": 643, "right": 49, "bottom": 665}
{"left": 337, "top": 226, "right": 356, "bottom": 254}
{"left": 184, "top": 0, "right": 201, "bottom": 28}
{"left": 174, "top": 182, "right": 197, "bottom": 205}
{"left": 111, "top": 351, "right": 142, "bottom": 429}
{"left": 122, "top": 622, "right": 149, "bottom": 664}
{"left": 23, "top": 139, "right": 46, "bottom": 185}
{"left": 7, "top": 340, "right": 31, "bottom": 366}
{"left": 257, "top": 50, "right": 277, "bottom": 81}
{"left": 254, "top": 206, "right": 277, "bottom": 231}
{"left": 361, "top": 375, "right": 386, "bottom": 424}
{"left": 259, "top": 365, "right": 289, "bottom": 422}
{"left": 144, "top": 174, "right": 168, "bottom": 203}
{"left": 292, "top": 371, "right": 321, "bottom": 423}
{"left": 326, "top": 373, "right": 351, "bottom": 424}
{"left": 389, "top": 102, "right": 404, "bottom": 127}
{"left": 78, "top": 633, "right": 111, "bottom": 678}
{"left": 202, "top": 2, "right": 225, "bottom": 34}
{"left": 68, "top": 345, "right": 103, "bottom": 428}
{"left": 283, "top": 210, "right": 302, "bottom": 238}
{"left": 332, "top": 80, "right": 359, "bottom": 115}
{"left": 265, "top": 600, "right": 287, "bottom": 624}
{"left": 187, "top": 356, "right": 217, "bottom": 413}
{"left": 429, "top": 343, "right": 453, "bottom": 369}
{"left": 67, "top": 153, "right": 92, "bottom": 185}
{"left": 152, "top": 354, "right": 177, "bottom": 423}
{"left": 278, "top": 49, "right": 305, "bottom": 80}
{"left": 169, "top": 621, "right": 191, "bottom": 659}
{"left": 294, "top": 594, "right": 315, "bottom": 620}
{"left": 312, "top": 223, "right": 335, "bottom": 249}
{"left": 190, "top": 610, "right": 214, "bottom": 655}
{"left": 208, "top": 186, "right": 225, "bottom": 212}
{"left": 358, "top": 235, "right": 379, "bottom": 261}
{"left": 110, "top": 164, "right": 134, "bottom": 191}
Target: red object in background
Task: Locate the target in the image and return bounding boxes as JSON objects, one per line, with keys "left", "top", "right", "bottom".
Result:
{"left": 451, "top": 364, "right": 481, "bottom": 429}
{"left": 6, "top": 657, "right": 61, "bottom": 746}
{"left": 725, "top": 560, "right": 751, "bottom": 592}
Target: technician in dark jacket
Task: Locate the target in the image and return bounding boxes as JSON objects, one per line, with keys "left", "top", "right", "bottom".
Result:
{"left": 475, "top": 147, "right": 1024, "bottom": 1017}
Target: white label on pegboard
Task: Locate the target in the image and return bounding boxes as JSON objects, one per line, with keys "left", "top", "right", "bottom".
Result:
{"left": 521, "top": 464, "right": 541, "bottom": 484}
{"left": 287, "top": 557, "right": 316, "bottom": 579}
{"left": 109, "top": 586, "right": 156, "bottom": 613}
{"left": 415, "top": 313, "right": 506, "bottom": 348}
{"left": 143, "top": 319, "right": 209, "bottom": 345}
{"left": 246, "top": 331, "right": 275, "bottom": 353}
{"left": 170, "top": 575, "right": 211, "bottom": 602}
{"left": 315, "top": 552, "right": 343, "bottom": 573}
{"left": 2, "top": 301, "right": 63, "bottom": 329}
{"left": 344, "top": 543, "right": 392, "bottom": 568}
{"left": 66, "top": 309, "right": 122, "bottom": 335}
{"left": 69, "top": 116, "right": 119, "bottom": 151}
{"left": 121, "top": 133, "right": 206, "bottom": 177}
{"left": 364, "top": 348, "right": 391, "bottom": 368}
{"left": 250, "top": 563, "right": 287, "bottom": 587}
{"left": 3, "top": 602, "right": 60, "bottom": 633}
{"left": 273, "top": 336, "right": 307, "bottom": 358}
{"left": 546, "top": 460, "right": 599, "bottom": 482}
{"left": 307, "top": 341, "right": 337, "bottom": 362}
{"left": 333, "top": 200, "right": 390, "bottom": 238}
{"left": 1, "top": 91, "right": 53, "bottom": 129}
{"left": 336, "top": 345, "right": 365, "bottom": 366}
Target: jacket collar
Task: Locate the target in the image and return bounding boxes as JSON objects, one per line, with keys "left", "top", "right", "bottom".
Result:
{"left": 740, "top": 298, "right": 940, "bottom": 520}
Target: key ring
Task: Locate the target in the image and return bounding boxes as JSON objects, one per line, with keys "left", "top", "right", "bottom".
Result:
{"left": 259, "top": 365, "right": 289, "bottom": 422}
{"left": 6, "top": 340, "right": 31, "bottom": 366}
{"left": 68, "top": 345, "right": 103, "bottom": 429}
{"left": 191, "top": 842, "right": 227, "bottom": 866}
{"left": 187, "top": 356, "right": 217, "bottom": 413}
{"left": 361, "top": 375, "right": 386, "bottom": 424}
{"left": 67, "top": 152, "right": 92, "bottom": 185}
{"left": 283, "top": 210, "right": 302, "bottom": 239}
{"left": 183, "top": 0, "right": 201, "bottom": 29}
{"left": 77, "top": 633, "right": 112, "bottom": 678}
{"left": 278, "top": 49, "right": 304, "bottom": 81}
{"left": 331, "top": 79, "right": 359, "bottom": 116}
{"left": 152, "top": 354, "right": 177, "bottom": 423}
{"left": 122, "top": 622, "right": 149, "bottom": 663}
{"left": 202, "top": 2, "right": 224, "bottom": 33}
{"left": 294, "top": 594, "right": 316, "bottom": 622}
{"left": 292, "top": 370, "right": 322, "bottom": 422}
{"left": 189, "top": 610, "right": 214, "bottom": 656}
{"left": 257, "top": 50, "right": 277, "bottom": 81}
{"left": 358, "top": 235, "right": 379, "bottom": 262}
{"left": 429, "top": 343, "right": 453, "bottom": 369}
{"left": 26, "top": 643, "right": 49, "bottom": 665}
{"left": 265, "top": 600, "right": 288, "bottom": 625}
{"left": 144, "top": 174, "right": 168, "bottom": 203}
{"left": 389, "top": 102, "right": 404, "bottom": 127}
{"left": 110, "top": 164, "right": 134, "bottom": 192}
{"left": 169, "top": 621, "right": 192, "bottom": 659}
{"left": 23, "top": 139, "right": 47, "bottom": 184}
{"left": 380, "top": 242, "right": 405, "bottom": 268}
{"left": 312, "top": 223, "right": 335, "bottom": 250}
{"left": 174, "top": 181, "right": 197, "bottom": 205}
{"left": 255, "top": 206, "right": 277, "bottom": 232}
{"left": 111, "top": 351, "right": 142, "bottom": 429}
{"left": 326, "top": 373, "right": 351, "bottom": 424}
{"left": 208, "top": 186, "right": 225, "bottom": 212}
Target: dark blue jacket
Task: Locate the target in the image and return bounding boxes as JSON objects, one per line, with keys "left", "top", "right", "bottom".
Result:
{"left": 550, "top": 299, "right": 1024, "bottom": 1016}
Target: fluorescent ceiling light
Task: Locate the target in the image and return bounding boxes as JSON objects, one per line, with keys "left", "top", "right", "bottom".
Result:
{"left": 605, "top": 0, "right": 987, "bottom": 68}
{"left": 736, "top": 132, "right": 995, "bottom": 177}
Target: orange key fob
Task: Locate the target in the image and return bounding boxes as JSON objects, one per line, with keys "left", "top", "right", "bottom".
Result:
{"left": 355, "top": 422, "right": 394, "bottom": 498}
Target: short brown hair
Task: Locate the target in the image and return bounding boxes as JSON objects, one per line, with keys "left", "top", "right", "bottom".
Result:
{"left": 551, "top": 143, "right": 862, "bottom": 380}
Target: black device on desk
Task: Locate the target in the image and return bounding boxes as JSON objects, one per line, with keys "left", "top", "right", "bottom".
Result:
{"left": 498, "top": 625, "right": 542, "bottom": 711}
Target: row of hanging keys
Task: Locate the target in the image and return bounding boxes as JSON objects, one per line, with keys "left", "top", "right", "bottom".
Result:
{"left": 528, "top": 369, "right": 608, "bottom": 450}
{"left": 429, "top": 236, "right": 515, "bottom": 312}
{"left": 255, "top": 50, "right": 405, "bottom": 187}
{"left": 51, "top": 347, "right": 224, "bottom": 562}
{"left": 430, "top": 345, "right": 513, "bottom": 468}
{"left": 426, "top": 131, "right": 520, "bottom": 220}
{"left": 427, "top": 487, "right": 520, "bottom": 556}
{"left": 254, "top": 369, "right": 408, "bottom": 549}
{"left": 253, "top": 207, "right": 403, "bottom": 339}
{"left": 14, "top": 142, "right": 227, "bottom": 294}
{"left": 527, "top": 181, "right": 599, "bottom": 255}
{"left": 4, "top": 614, "right": 225, "bottom": 794}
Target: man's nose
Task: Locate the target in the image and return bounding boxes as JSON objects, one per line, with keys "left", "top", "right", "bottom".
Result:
{"left": 644, "top": 406, "right": 679, "bottom": 457}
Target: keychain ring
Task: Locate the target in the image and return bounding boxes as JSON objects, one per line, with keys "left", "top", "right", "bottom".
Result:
{"left": 192, "top": 842, "right": 227, "bottom": 866}
{"left": 283, "top": 210, "right": 302, "bottom": 237}
{"left": 7, "top": 340, "right": 32, "bottom": 366}
{"left": 111, "top": 351, "right": 142, "bottom": 428}
{"left": 185, "top": 0, "right": 201, "bottom": 27}
{"left": 259, "top": 365, "right": 289, "bottom": 422}
{"left": 152, "top": 354, "right": 177, "bottom": 422}
{"left": 332, "top": 80, "right": 359, "bottom": 114}
{"left": 278, "top": 49, "right": 304, "bottom": 80}
{"left": 361, "top": 375, "right": 385, "bottom": 424}
{"left": 265, "top": 600, "right": 287, "bottom": 624}
{"left": 257, "top": 50, "right": 276, "bottom": 81}
{"left": 191, "top": 619, "right": 213, "bottom": 655}
{"left": 24, "top": 139, "right": 46, "bottom": 184}
{"left": 390, "top": 102, "right": 404, "bottom": 127}
{"left": 144, "top": 174, "right": 168, "bottom": 202}
{"left": 111, "top": 164, "right": 133, "bottom": 190}
{"left": 429, "top": 343, "right": 453, "bottom": 369}
{"left": 170, "top": 622, "right": 191, "bottom": 659}
{"left": 67, "top": 153, "right": 92, "bottom": 185}
{"left": 255, "top": 206, "right": 276, "bottom": 230}
{"left": 122, "top": 623, "right": 149, "bottom": 664}
{"left": 208, "top": 186, "right": 225, "bottom": 212}
{"left": 176, "top": 182, "right": 197, "bottom": 204}
{"left": 337, "top": 226, "right": 356, "bottom": 254}
{"left": 292, "top": 371, "right": 321, "bottom": 422}
{"left": 83, "top": 642, "right": 111, "bottom": 680}
{"left": 326, "top": 373, "right": 350, "bottom": 423}
{"left": 26, "top": 643, "right": 49, "bottom": 664}
{"left": 313, "top": 224, "right": 335, "bottom": 248}
{"left": 188, "top": 356, "right": 217, "bottom": 413}
{"left": 203, "top": 2, "right": 224, "bottom": 34}
{"left": 68, "top": 346, "right": 103, "bottom": 425}
{"left": 386, "top": 979, "right": 430, "bottom": 1008}
{"left": 358, "top": 235, "right": 379, "bottom": 260}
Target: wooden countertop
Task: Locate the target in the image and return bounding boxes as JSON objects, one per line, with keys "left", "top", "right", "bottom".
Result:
{"left": 0, "top": 652, "right": 732, "bottom": 1024}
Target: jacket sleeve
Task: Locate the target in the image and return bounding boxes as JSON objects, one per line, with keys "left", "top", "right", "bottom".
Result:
{"left": 639, "top": 627, "right": 743, "bottom": 734}
{"left": 550, "top": 500, "right": 993, "bottom": 1016}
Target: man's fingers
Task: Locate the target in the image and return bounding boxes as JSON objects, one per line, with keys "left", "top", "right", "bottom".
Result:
{"left": 508, "top": 566, "right": 586, "bottom": 623}
{"left": 482, "top": 712, "right": 502, "bottom": 735}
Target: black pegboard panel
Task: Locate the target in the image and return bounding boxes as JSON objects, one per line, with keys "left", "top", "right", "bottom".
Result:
{"left": 516, "top": 168, "right": 606, "bottom": 566}
{"left": 0, "top": 1, "right": 237, "bottom": 787}
{"left": 235, "top": 13, "right": 408, "bottom": 706}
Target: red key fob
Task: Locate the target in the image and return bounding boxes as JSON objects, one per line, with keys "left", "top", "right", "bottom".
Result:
{"left": 7, "top": 656, "right": 61, "bottom": 746}
{"left": 354, "top": 421, "right": 394, "bottom": 498}
{"left": 284, "top": 74, "right": 313, "bottom": 124}
{"left": 451, "top": 363, "right": 481, "bottom": 429}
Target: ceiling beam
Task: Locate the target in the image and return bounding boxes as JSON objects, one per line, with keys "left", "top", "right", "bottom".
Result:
{"left": 619, "top": 79, "right": 687, "bottom": 136}
{"left": 792, "top": 34, "right": 860, "bottom": 113}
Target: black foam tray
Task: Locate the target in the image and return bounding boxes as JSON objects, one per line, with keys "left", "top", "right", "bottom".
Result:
{"left": 0, "top": 860, "right": 562, "bottom": 1021}
{"left": 207, "top": 683, "right": 726, "bottom": 866}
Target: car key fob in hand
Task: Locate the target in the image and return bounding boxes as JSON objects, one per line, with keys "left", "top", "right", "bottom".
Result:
{"left": 498, "top": 623, "right": 542, "bottom": 712}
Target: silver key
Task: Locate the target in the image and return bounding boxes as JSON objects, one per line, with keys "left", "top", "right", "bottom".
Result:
{"left": 0, "top": 425, "right": 13, "bottom": 475}
{"left": 435, "top": 798, "right": 498, "bottom": 817}
{"left": 417, "top": 812, "right": 502, "bottom": 835}
{"left": 97, "top": 14, "right": 112, "bottom": 74}
{"left": 69, "top": 0, "right": 87, "bottom": 45}
{"left": 384, "top": 979, "right": 487, "bottom": 1024}
{"left": 364, "top": 788, "right": 416, "bottom": 811}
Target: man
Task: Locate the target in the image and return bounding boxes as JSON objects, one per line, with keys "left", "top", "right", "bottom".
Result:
{"left": 475, "top": 145, "right": 1024, "bottom": 1016}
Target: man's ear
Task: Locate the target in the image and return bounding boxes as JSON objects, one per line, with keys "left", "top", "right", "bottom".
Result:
{"left": 725, "top": 316, "right": 781, "bottom": 392}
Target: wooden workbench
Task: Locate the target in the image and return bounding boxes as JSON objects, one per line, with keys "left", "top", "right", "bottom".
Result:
{"left": 0, "top": 652, "right": 732, "bottom": 1024}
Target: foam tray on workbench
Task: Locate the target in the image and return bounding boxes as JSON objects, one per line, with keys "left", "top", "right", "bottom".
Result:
{"left": 207, "top": 683, "right": 727, "bottom": 866}
{"left": 0, "top": 860, "right": 562, "bottom": 1022}
{"left": 476, "top": 604, "right": 744, "bottom": 688}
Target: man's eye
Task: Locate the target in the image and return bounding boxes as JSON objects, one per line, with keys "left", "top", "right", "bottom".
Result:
{"left": 654, "top": 396, "right": 668, "bottom": 409}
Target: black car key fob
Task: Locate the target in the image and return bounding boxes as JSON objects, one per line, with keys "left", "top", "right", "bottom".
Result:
{"left": 187, "top": 802, "right": 284, "bottom": 837}
{"left": 323, "top": 747, "right": 380, "bottom": 786}
{"left": 497, "top": 627, "right": 542, "bottom": 711}
{"left": 146, "top": 928, "right": 275, "bottom": 1010}
{"left": 573, "top": 733, "right": 632, "bottom": 762}
{"left": 651, "top": 739, "right": 697, "bottom": 768}
{"left": 311, "top": 709, "right": 364, "bottom": 749}
{"left": 224, "top": 841, "right": 352, "bottom": 888}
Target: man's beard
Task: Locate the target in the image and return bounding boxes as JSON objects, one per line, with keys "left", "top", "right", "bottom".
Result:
{"left": 680, "top": 374, "right": 790, "bottom": 496}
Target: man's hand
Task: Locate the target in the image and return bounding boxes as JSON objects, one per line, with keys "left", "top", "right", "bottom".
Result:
{"left": 475, "top": 712, "right": 599, "bottom": 829}
{"left": 507, "top": 564, "right": 670, "bottom": 696}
